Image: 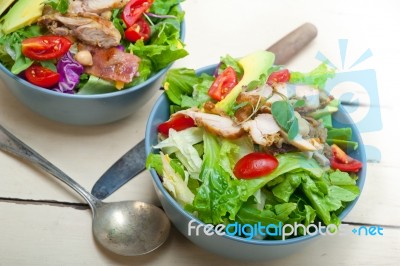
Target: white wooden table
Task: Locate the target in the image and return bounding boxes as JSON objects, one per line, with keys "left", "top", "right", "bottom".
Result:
{"left": 1, "top": 0, "right": 399, "bottom": 265}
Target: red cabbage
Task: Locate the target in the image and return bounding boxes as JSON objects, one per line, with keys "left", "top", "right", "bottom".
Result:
{"left": 55, "top": 52, "right": 84, "bottom": 94}
{"left": 116, "top": 45, "right": 125, "bottom": 51}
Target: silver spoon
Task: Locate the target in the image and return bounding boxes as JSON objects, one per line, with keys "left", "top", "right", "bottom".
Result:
{"left": 0, "top": 124, "right": 170, "bottom": 256}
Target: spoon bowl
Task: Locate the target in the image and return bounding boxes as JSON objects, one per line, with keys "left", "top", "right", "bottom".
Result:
{"left": 93, "top": 201, "right": 170, "bottom": 256}
{"left": 0, "top": 125, "right": 170, "bottom": 256}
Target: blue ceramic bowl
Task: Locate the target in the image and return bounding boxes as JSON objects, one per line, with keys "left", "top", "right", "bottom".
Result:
{"left": 0, "top": 23, "right": 185, "bottom": 126}
{"left": 145, "top": 64, "right": 367, "bottom": 261}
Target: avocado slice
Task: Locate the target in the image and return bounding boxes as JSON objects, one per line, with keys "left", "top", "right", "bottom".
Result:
{"left": 0, "top": 0, "right": 15, "bottom": 17}
{"left": 1, "top": 0, "right": 46, "bottom": 34}
{"left": 215, "top": 50, "right": 275, "bottom": 114}
{"left": 309, "top": 99, "right": 340, "bottom": 119}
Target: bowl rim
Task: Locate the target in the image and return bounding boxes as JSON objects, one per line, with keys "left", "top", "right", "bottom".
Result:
{"left": 145, "top": 64, "right": 367, "bottom": 245}
{"left": 0, "top": 17, "right": 186, "bottom": 99}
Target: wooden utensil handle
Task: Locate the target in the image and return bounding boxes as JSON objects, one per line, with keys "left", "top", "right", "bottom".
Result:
{"left": 267, "top": 23, "right": 318, "bottom": 65}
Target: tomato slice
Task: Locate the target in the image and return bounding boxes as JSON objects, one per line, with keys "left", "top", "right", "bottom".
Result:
{"left": 208, "top": 66, "right": 238, "bottom": 101}
{"left": 25, "top": 65, "right": 60, "bottom": 88}
{"left": 157, "top": 114, "right": 196, "bottom": 136}
{"left": 331, "top": 159, "right": 363, "bottom": 173}
{"left": 331, "top": 144, "right": 349, "bottom": 164}
{"left": 233, "top": 152, "right": 279, "bottom": 179}
{"left": 125, "top": 17, "right": 151, "bottom": 42}
{"left": 122, "top": 0, "right": 154, "bottom": 27}
{"left": 267, "top": 69, "right": 290, "bottom": 85}
{"left": 330, "top": 144, "right": 363, "bottom": 173}
{"left": 22, "top": 36, "right": 72, "bottom": 61}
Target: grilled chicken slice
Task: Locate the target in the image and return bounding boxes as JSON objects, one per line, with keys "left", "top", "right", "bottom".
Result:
{"left": 178, "top": 109, "right": 244, "bottom": 139}
{"left": 68, "top": 0, "right": 130, "bottom": 14}
{"left": 242, "top": 113, "right": 281, "bottom": 146}
{"left": 234, "top": 85, "right": 273, "bottom": 122}
{"left": 234, "top": 93, "right": 261, "bottom": 123}
{"left": 39, "top": 12, "right": 121, "bottom": 48}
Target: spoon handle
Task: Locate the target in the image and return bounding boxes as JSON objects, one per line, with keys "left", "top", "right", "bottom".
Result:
{"left": 0, "top": 124, "right": 101, "bottom": 210}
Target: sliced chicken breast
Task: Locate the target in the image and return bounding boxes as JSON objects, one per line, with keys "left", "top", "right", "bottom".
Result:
{"left": 39, "top": 12, "right": 121, "bottom": 48}
{"left": 68, "top": 0, "right": 130, "bottom": 14}
{"left": 242, "top": 113, "right": 281, "bottom": 146}
{"left": 178, "top": 109, "right": 244, "bottom": 139}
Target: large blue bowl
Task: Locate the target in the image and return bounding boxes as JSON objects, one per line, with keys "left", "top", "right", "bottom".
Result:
{"left": 0, "top": 22, "right": 185, "bottom": 126}
{"left": 145, "top": 64, "right": 367, "bottom": 261}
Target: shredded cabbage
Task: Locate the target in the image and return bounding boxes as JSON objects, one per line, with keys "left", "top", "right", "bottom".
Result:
{"left": 55, "top": 52, "right": 83, "bottom": 94}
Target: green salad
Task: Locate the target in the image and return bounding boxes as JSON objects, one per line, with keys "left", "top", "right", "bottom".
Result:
{"left": 0, "top": 0, "right": 187, "bottom": 94}
{"left": 147, "top": 50, "right": 364, "bottom": 240}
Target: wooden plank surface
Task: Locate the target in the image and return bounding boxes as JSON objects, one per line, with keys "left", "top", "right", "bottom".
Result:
{"left": 0, "top": 0, "right": 399, "bottom": 265}
{"left": 0, "top": 202, "right": 398, "bottom": 266}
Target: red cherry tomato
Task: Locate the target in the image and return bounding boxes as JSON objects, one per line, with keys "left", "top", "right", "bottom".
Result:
{"left": 330, "top": 144, "right": 363, "bottom": 173}
{"left": 25, "top": 65, "right": 60, "bottom": 88}
{"left": 233, "top": 152, "right": 279, "bottom": 179}
{"left": 125, "top": 17, "right": 151, "bottom": 42}
{"left": 157, "top": 114, "right": 196, "bottom": 136}
{"left": 122, "top": 0, "right": 154, "bottom": 27}
{"left": 208, "top": 66, "right": 238, "bottom": 101}
{"left": 22, "top": 36, "right": 72, "bottom": 61}
{"left": 267, "top": 69, "right": 290, "bottom": 85}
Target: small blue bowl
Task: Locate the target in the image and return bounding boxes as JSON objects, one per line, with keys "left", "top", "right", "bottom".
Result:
{"left": 0, "top": 22, "right": 185, "bottom": 126}
{"left": 145, "top": 64, "right": 367, "bottom": 261}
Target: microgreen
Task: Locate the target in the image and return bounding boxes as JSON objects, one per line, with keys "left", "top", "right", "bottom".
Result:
{"left": 45, "top": 0, "right": 69, "bottom": 14}
{"left": 271, "top": 100, "right": 299, "bottom": 140}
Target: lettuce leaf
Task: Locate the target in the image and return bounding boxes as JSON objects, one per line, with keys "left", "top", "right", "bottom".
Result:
{"left": 128, "top": 5, "right": 188, "bottom": 72}
{"left": 146, "top": 153, "right": 163, "bottom": 175}
{"left": 191, "top": 146, "right": 325, "bottom": 224}
{"left": 160, "top": 153, "right": 194, "bottom": 206}
{"left": 238, "top": 153, "right": 324, "bottom": 202}
{"left": 180, "top": 78, "right": 214, "bottom": 108}
{"left": 328, "top": 170, "right": 357, "bottom": 185}
{"left": 289, "top": 63, "right": 335, "bottom": 89}
{"left": 77, "top": 75, "right": 117, "bottom": 94}
{"left": 121, "top": 1, "right": 188, "bottom": 87}
{"left": 237, "top": 201, "right": 295, "bottom": 227}
{"left": 45, "top": 0, "right": 69, "bottom": 14}
{"left": 301, "top": 174, "right": 332, "bottom": 225}
{"left": 151, "top": 0, "right": 184, "bottom": 16}
{"left": 218, "top": 54, "right": 243, "bottom": 77}
{"left": 0, "top": 25, "right": 41, "bottom": 74}
{"left": 300, "top": 171, "right": 360, "bottom": 225}
{"left": 163, "top": 68, "right": 214, "bottom": 106}
{"left": 190, "top": 131, "right": 243, "bottom": 223}
{"left": 154, "top": 127, "right": 204, "bottom": 179}
{"left": 272, "top": 172, "right": 302, "bottom": 202}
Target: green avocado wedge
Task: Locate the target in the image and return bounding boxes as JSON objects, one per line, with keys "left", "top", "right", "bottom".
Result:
{"left": 214, "top": 50, "right": 275, "bottom": 114}
{"left": 1, "top": 0, "right": 46, "bottom": 34}
{"left": 0, "top": 0, "right": 15, "bottom": 17}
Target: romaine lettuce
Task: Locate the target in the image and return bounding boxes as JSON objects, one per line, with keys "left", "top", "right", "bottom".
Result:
{"left": 190, "top": 131, "right": 243, "bottom": 223}
{"left": 289, "top": 63, "right": 335, "bottom": 89}
{"left": 154, "top": 127, "right": 204, "bottom": 179}
{"left": 160, "top": 152, "right": 194, "bottom": 206}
